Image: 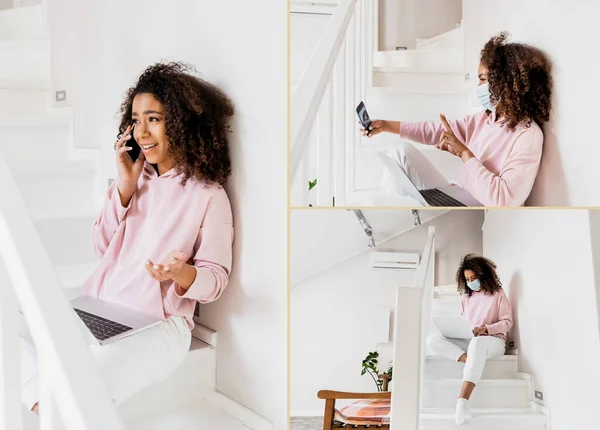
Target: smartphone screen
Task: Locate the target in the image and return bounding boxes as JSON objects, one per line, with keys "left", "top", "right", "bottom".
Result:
{"left": 356, "top": 101, "right": 371, "bottom": 133}
{"left": 125, "top": 124, "right": 141, "bottom": 162}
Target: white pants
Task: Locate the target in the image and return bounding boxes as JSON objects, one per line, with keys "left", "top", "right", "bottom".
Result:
{"left": 19, "top": 314, "right": 191, "bottom": 410}
{"left": 381, "top": 142, "right": 449, "bottom": 195}
{"left": 426, "top": 335, "right": 506, "bottom": 384}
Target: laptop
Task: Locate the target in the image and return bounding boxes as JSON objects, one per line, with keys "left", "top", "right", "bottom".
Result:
{"left": 433, "top": 316, "right": 474, "bottom": 340}
{"left": 70, "top": 295, "right": 163, "bottom": 346}
{"left": 373, "top": 151, "right": 483, "bottom": 207}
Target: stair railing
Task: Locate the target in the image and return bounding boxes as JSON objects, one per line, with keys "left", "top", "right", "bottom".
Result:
{"left": 390, "top": 226, "right": 435, "bottom": 430}
{"left": 0, "top": 152, "right": 124, "bottom": 430}
{"left": 290, "top": 0, "right": 377, "bottom": 206}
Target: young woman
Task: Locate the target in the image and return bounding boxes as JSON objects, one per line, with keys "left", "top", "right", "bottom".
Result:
{"left": 426, "top": 254, "right": 513, "bottom": 426}
{"left": 363, "top": 32, "right": 553, "bottom": 206}
{"left": 20, "top": 61, "right": 235, "bottom": 415}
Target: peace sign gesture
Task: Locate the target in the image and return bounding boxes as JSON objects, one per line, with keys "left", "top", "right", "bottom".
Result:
{"left": 435, "top": 114, "right": 474, "bottom": 163}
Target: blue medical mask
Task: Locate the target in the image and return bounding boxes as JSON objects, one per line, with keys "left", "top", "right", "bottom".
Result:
{"left": 476, "top": 83, "right": 494, "bottom": 111}
{"left": 467, "top": 279, "right": 481, "bottom": 291}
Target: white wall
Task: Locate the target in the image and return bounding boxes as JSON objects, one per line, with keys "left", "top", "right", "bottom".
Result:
{"left": 462, "top": 0, "right": 600, "bottom": 205}
{"left": 47, "top": 1, "right": 287, "bottom": 428}
{"left": 290, "top": 209, "right": 483, "bottom": 414}
{"left": 483, "top": 210, "right": 600, "bottom": 430}
{"left": 378, "top": 0, "right": 461, "bottom": 50}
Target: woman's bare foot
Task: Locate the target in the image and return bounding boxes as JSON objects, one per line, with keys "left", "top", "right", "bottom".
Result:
{"left": 458, "top": 353, "right": 468, "bottom": 363}
{"left": 31, "top": 402, "right": 39, "bottom": 416}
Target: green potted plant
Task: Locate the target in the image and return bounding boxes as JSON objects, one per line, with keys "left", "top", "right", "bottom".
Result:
{"left": 361, "top": 351, "right": 393, "bottom": 392}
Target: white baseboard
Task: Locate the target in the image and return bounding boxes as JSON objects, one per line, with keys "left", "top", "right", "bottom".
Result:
{"left": 202, "top": 388, "right": 272, "bottom": 430}
{"left": 191, "top": 321, "right": 217, "bottom": 347}
{"left": 530, "top": 400, "right": 550, "bottom": 430}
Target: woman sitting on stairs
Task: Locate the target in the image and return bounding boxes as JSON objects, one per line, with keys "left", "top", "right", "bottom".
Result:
{"left": 426, "top": 254, "right": 513, "bottom": 426}
{"left": 21, "top": 61, "right": 235, "bottom": 416}
{"left": 362, "top": 31, "right": 553, "bottom": 206}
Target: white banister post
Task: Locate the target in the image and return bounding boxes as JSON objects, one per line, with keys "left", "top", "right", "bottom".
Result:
{"left": 316, "top": 82, "right": 334, "bottom": 206}
{"left": 390, "top": 286, "right": 422, "bottom": 430}
{"left": 0, "top": 259, "right": 23, "bottom": 430}
{"left": 346, "top": 14, "right": 357, "bottom": 193}
{"left": 39, "top": 363, "right": 65, "bottom": 430}
{"left": 333, "top": 45, "right": 347, "bottom": 207}
{"left": 366, "top": 0, "right": 375, "bottom": 88}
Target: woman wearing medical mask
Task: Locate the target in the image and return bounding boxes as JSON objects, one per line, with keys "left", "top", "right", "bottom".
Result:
{"left": 426, "top": 254, "right": 513, "bottom": 426}
{"left": 363, "top": 32, "right": 552, "bottom": 206}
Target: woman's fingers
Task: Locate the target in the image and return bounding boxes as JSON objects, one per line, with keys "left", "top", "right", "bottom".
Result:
{"left": 439, "top": 113, "right": 453, "bottom": 134}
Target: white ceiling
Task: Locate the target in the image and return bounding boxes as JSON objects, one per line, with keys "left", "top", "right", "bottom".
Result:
{"left": 291, "top": 209, "right": 445, "bottom": 283}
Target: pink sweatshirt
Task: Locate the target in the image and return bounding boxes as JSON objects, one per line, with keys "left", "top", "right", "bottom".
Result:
{"left": 460, "top": 288, "right": 513, "bottom": 343}
{"left": 82, "top": 162, "right": 233, "bottom": 330}
{"left": 399, "top": 109, "right": 543, "bottom": 206}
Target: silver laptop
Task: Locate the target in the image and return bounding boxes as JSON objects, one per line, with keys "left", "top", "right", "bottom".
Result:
{"left": 70, "top": 295, "right": 163, "bottom": 346}
{"left": 433, "top": 316, "right": 474, "bottom": 340}
{"left": 374, "top": 151, "right": 483, "bottom": 207}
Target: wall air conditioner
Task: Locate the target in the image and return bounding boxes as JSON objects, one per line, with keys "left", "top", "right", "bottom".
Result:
{"left": 369, "top": 251, "right": 420, "bottom": 270}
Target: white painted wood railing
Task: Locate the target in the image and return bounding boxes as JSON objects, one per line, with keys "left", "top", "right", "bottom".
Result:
{"left": 0, "top": 153, "right": 124, "bottom": 430}
{"left": 290, "top": 0, "right": 377, "bottom": 206}
{"left": 390, "top": 226, "right": 435, "bottom": 430}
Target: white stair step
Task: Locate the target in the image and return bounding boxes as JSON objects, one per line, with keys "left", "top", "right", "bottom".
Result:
{"left": 423, "top": 379, "right": 530, "bottom": 409}
{"left": 373, "top": 49, "right": 463, "bottom": 72}
{"left": 124, "top": 398, "right": 248, "bottom": 430}
{"left": 420, "top": 408, "right": 547, "bottom": 430}
{"left": 0, "top": 40, "right": 50, "bottom": 83}
{"left": 0, "top": 88, "right": 49, "bottom": 115}
{"left": 426, "top": 355, "right": 518, "bottom": 380}
{"left": 372, "top": 71, "right": 468, "bottom": 93}
{"left": 56, "top": 261, "right": 100, "bottom": 289}
{"left": 416, "top": 26, "right": 462, "bottom": 51}
{"left": 0, "top": 4, "right": 45, "bottom": 41}
{"left": 35, "top": 215, "right": 98, "bottom": 266}
{"left": 119, "top": 339, "right": 217, "bottom": 422}
{"left": 0, "top": 123, "right": 70, "bottom": 162}
{"left": 15, "top": 169, "right": 96, "bottom": 224}
{"left": 9, "top": 158, "right": 98, "bottom": 175}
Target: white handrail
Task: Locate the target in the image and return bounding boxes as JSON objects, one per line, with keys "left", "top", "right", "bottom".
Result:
{"left": 390, "top": 226, "right": 435, "bottom": 430}
{"left": 290, "top": 0, "right": 358, "bottom": 182}
{"left": 0, "top": 153, "right": 124, "bottom": 429}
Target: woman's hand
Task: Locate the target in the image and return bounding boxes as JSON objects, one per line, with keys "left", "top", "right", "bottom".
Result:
{"left": 436, "top": 114, "right": 474, "bottom": 163}
{"left": 145, "top": 251, "right": 187, "bottom": 281}
{"left": 114, "top": 125, "right": 145, "bottom": 205}
{"left": 360, "top": 120, "right": 400, "bottom": 138}
{"left": 472, "top": 326, "right": 488, "bottom": 337}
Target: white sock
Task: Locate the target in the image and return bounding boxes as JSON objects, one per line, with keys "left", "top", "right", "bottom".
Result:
{"left": 455, "top": 398, "right": 472, "bottom": 426}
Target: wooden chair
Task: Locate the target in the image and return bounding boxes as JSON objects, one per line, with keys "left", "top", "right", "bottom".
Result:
{"left": 317, "top": 374, "right": 391, "bottom": 429}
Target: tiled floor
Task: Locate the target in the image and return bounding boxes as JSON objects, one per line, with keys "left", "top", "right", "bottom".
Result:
{"left": 290, "top": 417, "right": 322, "bottom": 430}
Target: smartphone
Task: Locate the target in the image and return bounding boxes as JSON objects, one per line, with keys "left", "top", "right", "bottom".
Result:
{"left": 124, "top": 124, "right": 141, "bottom": 162}
{"left": 356, "top": 101, "right": 372, "bottom": 135}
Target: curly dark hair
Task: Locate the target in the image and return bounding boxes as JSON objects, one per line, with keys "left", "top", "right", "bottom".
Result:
{"left": 117, "top": 61, "right": 234, "bottom": 186}
{"left": 456, "top": 254, "right": 503, "bottom": 296}
{"left": 480, "top": 32, "right": 552, "bottom": 130}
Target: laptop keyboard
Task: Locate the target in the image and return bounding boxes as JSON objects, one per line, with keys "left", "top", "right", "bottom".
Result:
{"left": 74, "top": 308, "right": 133, "bottom": 341}
{"left": 419, "top": 188, "right": 466, "bottom": 207}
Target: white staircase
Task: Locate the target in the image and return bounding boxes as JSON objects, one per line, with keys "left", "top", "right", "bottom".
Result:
{"left": 420, "top": 285, "right": 548, "bottom": 429}
{"left": 1, "top": 4, "right": 265, "bottom": 429}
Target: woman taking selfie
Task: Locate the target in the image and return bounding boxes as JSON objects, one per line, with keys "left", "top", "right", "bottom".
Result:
{"left": 426, "top": 254, "right": 513, "bottom": 426}
{"left": 364, "top": 32, "right": 553, "bottom": 206}
{"left": 21, "top": 61, "right": 235, "bottom": 414}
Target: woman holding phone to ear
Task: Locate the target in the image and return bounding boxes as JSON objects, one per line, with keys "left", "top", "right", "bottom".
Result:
{"left": 362, "top": 32, "right": 553, "bottom": 207}
{"left": 22, "top": 61, "right": 235, "bottom": 415}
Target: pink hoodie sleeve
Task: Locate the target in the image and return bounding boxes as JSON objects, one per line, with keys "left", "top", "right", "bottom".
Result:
{"left": 458, "top": 126, "right": 543, "bottom": 206}
{"left": 91, "top": 181, "right": 134, "bottom": 258}
{"left": 485, "top": 289, "right": 513, "bottom": 336}
{"left": 174, "top": 191, "right": 234, "bottom": 303}
{"left": 398, "top": 114, "right": 477, "bottom": 147}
